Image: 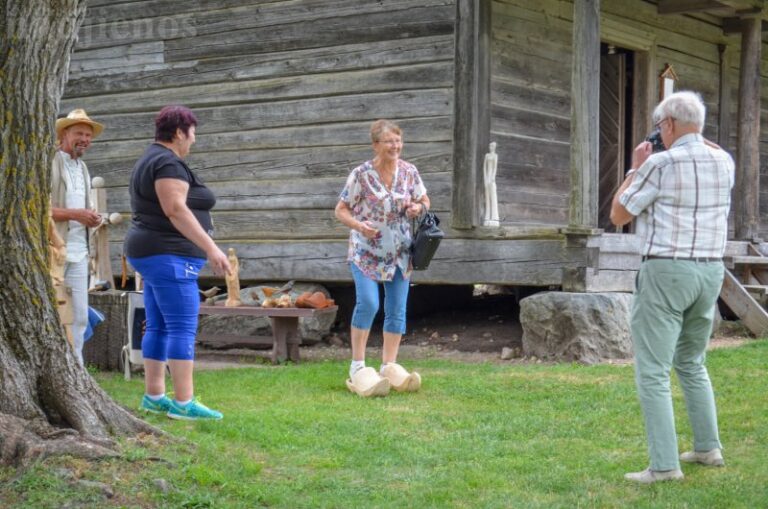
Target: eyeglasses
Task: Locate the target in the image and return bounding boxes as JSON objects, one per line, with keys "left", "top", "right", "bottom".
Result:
{"left": 654, "top": 117, "right": 674, "bottom": 129}
{"left": 376, "top": 138, "right": 402, "bottom": 146}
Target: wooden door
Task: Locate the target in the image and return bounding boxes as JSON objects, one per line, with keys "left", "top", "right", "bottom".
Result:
{"left": 598, "top": 53, "right": 626, "bottom": 232}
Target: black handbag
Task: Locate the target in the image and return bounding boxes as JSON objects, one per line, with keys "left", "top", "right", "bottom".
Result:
{"left": 410, "top": 211, "right": 444, "bottom": 270}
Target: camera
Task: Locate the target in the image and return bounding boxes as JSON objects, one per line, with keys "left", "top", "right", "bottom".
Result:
{"left": 645, "top": 128, "right": 665, "bottom": 153}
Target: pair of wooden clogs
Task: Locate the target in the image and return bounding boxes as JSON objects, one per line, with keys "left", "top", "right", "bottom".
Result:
{"left": 346, "top": 363, "right": 421, "bottom": 397}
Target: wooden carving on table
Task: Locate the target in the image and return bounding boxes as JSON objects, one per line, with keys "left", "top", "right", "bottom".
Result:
{"left": 225, "top": 247, "right": 243, "bottom": 307}
{"left": 48, "top": 214, "right": 74, "bottom": 346}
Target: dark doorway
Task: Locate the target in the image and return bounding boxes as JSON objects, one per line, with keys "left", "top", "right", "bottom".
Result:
{"left": 598, "top": 43, "right": 635, "bottom": 231}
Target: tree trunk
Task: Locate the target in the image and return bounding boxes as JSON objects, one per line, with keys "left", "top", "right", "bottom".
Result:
{"left": 0, "top": 0, "right": 156, "bottom": 468}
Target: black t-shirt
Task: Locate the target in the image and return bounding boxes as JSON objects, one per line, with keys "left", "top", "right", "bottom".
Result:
{"left": 124, "top": 143, "right": 215, "bottom": 259}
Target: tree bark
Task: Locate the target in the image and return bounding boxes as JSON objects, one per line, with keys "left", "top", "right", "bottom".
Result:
{"left": 0, "top": 0, "right": 156, "bottom": 468}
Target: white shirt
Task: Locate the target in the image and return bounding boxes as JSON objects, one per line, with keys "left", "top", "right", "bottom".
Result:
{"left": 61, "top": 151, "right": 89, "bottom": 263}
{"left": 619, "top": 133, "right": 735, "bottom": 258}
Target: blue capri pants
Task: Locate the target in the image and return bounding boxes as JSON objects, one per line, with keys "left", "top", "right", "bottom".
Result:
{"left": 127, "top": 254, "right": 205, "bottom": 361}
{"left": 350, "top": 263, "right": 410, "bottom": 334}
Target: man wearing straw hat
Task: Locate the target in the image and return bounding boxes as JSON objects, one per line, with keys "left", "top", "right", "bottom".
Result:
{"left": 51, "top": 109, "right": 104, "bottom": 364}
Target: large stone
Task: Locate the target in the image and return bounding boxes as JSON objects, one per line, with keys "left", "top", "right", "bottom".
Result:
{"left": 198, "top": 282, "right": 337, "bottom": 345}
{"left": 520, "top": 292, "right": 633, "bottom": 364}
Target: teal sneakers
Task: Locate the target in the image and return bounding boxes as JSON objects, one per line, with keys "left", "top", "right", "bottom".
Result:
{"left": 140, "top": 394, "right": 173, "bottom": 414}
{"left": 167, "top": 398, "right": 223, "bottom": 421}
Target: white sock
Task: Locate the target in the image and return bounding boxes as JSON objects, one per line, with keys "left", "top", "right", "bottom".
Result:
{"left": 350, "top": 360, "right": 365, "bottom": 378}
{"left": 146, "top": 393, "right": 165, "bottom": 401}
{"left": 175, "top": 399, "right": 192, "bottom": 406}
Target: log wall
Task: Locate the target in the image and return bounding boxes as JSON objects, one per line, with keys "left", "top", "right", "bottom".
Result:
{"left": 62, "top": 0, "right": 460, "bottom": 282}
{"left": 60, "top": 0, "right": 768, "bottom": 285}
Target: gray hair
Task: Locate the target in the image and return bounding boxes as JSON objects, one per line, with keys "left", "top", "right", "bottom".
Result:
{"left": 652, "top": 91, "right": 706, "bottom": 132}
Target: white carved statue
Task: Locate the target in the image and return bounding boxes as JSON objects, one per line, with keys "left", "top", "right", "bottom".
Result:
{"left": 483, "top": 142, "right": 500, "bottom": 227}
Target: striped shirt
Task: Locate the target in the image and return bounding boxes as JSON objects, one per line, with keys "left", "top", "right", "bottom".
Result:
{"left": 619, "top": 133, "right": 734, "bottom": 259}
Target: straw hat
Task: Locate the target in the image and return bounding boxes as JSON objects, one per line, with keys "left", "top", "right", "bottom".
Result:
{"left": 55, "top": 109, "right": 104, "bottom": 140}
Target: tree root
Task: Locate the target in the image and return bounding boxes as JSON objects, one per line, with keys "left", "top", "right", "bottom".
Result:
{"left": 0, "top": 413, "right": 119, "bottom": 469}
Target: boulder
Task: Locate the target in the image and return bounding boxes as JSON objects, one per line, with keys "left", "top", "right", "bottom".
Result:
{"left": 198, "top": 282, "right": 337, "bottom": 345}
{"left": 520, "top": 292, "right": 633, "bottom": 364}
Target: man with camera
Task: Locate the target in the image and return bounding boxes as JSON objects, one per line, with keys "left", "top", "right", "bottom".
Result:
{"left": 610, "top": 91, "right": 734, "bottom": 484}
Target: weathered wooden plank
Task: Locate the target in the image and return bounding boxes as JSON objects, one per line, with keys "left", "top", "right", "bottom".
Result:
{"left": 80, "top": 0, "right": 454, "bottom": 49}
{"left": 111, "top": 238, "right": 585, "bottom": 285}
{"left": 107, "top": 172, "right": 453, "bottom": 213}
{"left": 491, "top": 106, "right": 570, "bottom": 144}
{"left": 87, "top": 142, "right": 453, "bottom": 188}
{"left": 569, "top": 0, "right": 600, "bottom": 229}
{"left": 69, "top": 42, "right": 165, "bottom": 74}
{"left": 720, "top": 268, "right": 768, "bottom": 337}
{"left": 718, "top": 43, "right": 733, "bottom": 147}
{"left": 86, "top": 90, "right": 453, "bottom": 143}
{"left": 164, "top": 5, "right": 455, "bottom": 62}
{"left": 84, "top": 117, "right": 453, "bottom": 162}
{"left": 735, "top": 18, "right": 762, "bottom": 240}
{"left": 451, "top": 0, "right": 481, "bottom": 229}
{"left": 493, "top": 8, "right": 573, "bottom": 55}
{"left": 584, "top": 269, "right": 636, "bottom": 293}
{"left": 227, "top": 239, "right": 584, "bottom": 285}
{"left": 587, "top": 232, "right": 644, "bottom": 252}
{"left": 492, "top": 132, "right": 570, "bottom": 170}
{"left": 62, "top": 62, "right": 454, "bottom": 115}
{"left": 491, "top": 78, "right": 570, "bottom": 117}
{"left": 596, "top": 253, "right": 642, "bottom": 271}
{"left": 492, "top": 43, "right": 571, "bottom": 94}
{"left": 66, "top": 35, "right": 454, "bottom": 92}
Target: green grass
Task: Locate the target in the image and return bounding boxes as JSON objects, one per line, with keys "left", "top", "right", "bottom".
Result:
{"left": 2, "top": 341, "right": 767, "bottom": 508}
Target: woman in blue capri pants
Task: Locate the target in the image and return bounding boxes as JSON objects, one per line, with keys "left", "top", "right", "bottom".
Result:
{"left": 334, "top": 119, "right": 431, "bottom": 397}
{"left": 124, "top": 105, "right": 230, "bottom": 420}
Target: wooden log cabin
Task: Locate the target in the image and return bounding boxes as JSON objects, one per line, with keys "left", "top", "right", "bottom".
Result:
{"left": 60, "top": 0, "right": 767, "bottom": 291}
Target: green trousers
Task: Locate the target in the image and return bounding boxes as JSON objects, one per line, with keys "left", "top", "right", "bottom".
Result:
{"left": 630, "top": 258, "right": 724, "bottom": 471}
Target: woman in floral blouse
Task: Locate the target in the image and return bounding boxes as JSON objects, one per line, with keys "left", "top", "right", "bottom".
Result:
{"left": 335, "top": 119, "right": 431, "bottom": 397}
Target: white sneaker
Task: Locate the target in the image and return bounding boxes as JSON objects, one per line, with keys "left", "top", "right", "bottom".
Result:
{"left": 624, "top": 468, "right": 684, "bottom": 484}
{"left": 680, "top": 448, "right": 725, "bottom": 467}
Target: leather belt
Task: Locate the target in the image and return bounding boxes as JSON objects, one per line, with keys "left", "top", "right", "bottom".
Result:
{"left": 642, "top": 255, "right": 722, "bottom": 263}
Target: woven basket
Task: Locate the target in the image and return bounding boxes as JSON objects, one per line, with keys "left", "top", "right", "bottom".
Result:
{"left": 83, "top": 291, "right": 128, "bottom": 371}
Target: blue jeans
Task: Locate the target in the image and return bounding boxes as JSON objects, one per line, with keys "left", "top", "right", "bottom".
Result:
{"left": 350, "top": 264, "right": 409, "bottom": 334}
{"left": 127, "top": 254, "right": 205, "bottom": 361}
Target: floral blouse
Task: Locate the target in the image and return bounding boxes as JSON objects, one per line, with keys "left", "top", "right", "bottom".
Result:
{"left": 339, "top": 159, "right": 427, "bottom": 281}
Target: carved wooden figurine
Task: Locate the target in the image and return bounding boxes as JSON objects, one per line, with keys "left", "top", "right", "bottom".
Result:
{"left": 225, "top": 247, "right": 243, "bottom": 307}
{"left": 483, "top": 142, "right": 500, "bottom": 227}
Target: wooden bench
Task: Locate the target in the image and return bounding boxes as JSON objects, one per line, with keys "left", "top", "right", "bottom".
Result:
{"left": 198, "top": 304, "right": 338, "bottom": 364}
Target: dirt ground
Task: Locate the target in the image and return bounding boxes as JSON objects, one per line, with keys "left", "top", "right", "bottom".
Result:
{"left": 197, "top": 293, "right": 753, "bottom": 368}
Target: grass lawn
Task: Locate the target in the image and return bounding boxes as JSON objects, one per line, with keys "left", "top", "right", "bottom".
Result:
{"left": 1, "top": 340, "right": 766, "bottom": 508}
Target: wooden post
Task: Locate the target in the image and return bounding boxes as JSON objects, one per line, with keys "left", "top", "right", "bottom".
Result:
{"left": 89, "top": 178, "right": 115, "bottom": 286}
{"left": 452, "top": 0, "right": 486, "bottom": 230}
{"left": 718, "top": 43, "right": 732, "bottom": 150}
{"left": 735, "top": 17, "right": 761, "bottom": 240}
{"left": 568, "top": 0, "right": 600, "bottom": 229}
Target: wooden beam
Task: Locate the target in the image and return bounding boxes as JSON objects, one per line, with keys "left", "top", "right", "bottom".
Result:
{"left": 569, "top": 0, "right": 600, "bottom": 228}
{"left": 718, "top": 43, "right": 732, "bottom": 149}
{"left": 723, "top": 17, "right": 768, "bottom": 34}
{"left": 720, "top": 269, "right": 768, "bottom": 337}
{"left": 452, "top": 0, "right": 480, "bottom": 229}
{"left": 658, "top": 0, "right": 727, "bottom": 15}
{"left": 475, "top": 0, "right": 491, "bottom": 219}
{"left": 735, "top": 17, "right": 761, "bottom": 240}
